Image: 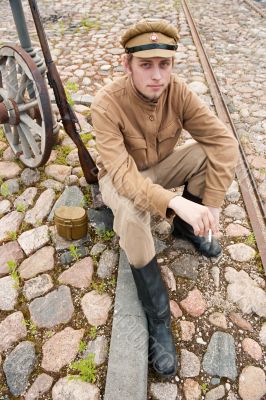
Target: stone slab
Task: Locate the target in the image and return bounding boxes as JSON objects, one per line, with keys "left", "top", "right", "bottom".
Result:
{"left": 104, "top": 250, "right": 148, "bottom": 400}
{"left": 90, "top": 183, "right": 105, "bottom": 209}
{"left": 88, "top": 208, "right": 114, "bottom": 232}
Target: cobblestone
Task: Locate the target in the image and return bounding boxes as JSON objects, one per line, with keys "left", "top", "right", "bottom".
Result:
{"left": 24, "top": 373, "right": 53, "bottom": 400}
{"left": 0, "top": 312, "right": 27, "bottom": 352}
{"left": 29, "top": 285, "right": 74, "bottom": 328}
{"left": 0, "top": 276, "right": 18, "bottom": 311}
{"left": 3, "top": 341, "right": 36, "bottom": 396}
{"left": 41, "top": 327, "right": 84, "bottom": 372}
{"left": 58, "top": 256, "right": 94, "bottom": 287}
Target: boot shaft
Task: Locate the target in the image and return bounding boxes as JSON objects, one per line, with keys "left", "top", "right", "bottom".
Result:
{"left": 130, "top": 257, "right": 170, "bottom": 319}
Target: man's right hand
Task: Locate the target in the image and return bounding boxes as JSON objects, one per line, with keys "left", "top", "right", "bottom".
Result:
{"left": 168, "top": 196, "right": 217, "bottom": 237}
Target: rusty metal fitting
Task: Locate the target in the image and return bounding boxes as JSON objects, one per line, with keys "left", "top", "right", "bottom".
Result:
{"left": 8, "top": 98, "right": 20, "bottom": 125}
{"left": 1, "top": 98, "right": 20, "bottom": 126}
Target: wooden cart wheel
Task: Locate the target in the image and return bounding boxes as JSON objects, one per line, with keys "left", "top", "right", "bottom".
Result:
{"left": 0, "top": 44, "right": 54, "bottom": 167}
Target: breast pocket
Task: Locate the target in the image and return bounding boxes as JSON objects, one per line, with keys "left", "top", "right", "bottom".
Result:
{"left": 157, "top": 118, "right": 182, "bottom": 161}
{"left": 124, "top": 136, "right": 148, "bottom": 170}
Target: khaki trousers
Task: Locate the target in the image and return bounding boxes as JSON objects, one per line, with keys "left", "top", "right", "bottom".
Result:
{"left": 99, "top": 141, "right": 207, "bottom": 268}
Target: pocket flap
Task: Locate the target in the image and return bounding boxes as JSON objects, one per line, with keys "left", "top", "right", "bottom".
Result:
{"left": 158, "top": 118, "right": 182, "bottom": 142}
{"left": 125, "top": 136, "right": 148, "bottom": 150}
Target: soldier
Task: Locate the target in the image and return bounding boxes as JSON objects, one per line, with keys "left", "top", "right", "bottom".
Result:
{"left": 91, "top": 19, "right": 239, "bottom": 378}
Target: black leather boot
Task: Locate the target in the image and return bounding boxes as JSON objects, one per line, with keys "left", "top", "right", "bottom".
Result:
{"left": 172, "top": 185, "right": 222, "bottom": 258}
{"left": 130, "top": 257, "right": 177, "bottom": 378}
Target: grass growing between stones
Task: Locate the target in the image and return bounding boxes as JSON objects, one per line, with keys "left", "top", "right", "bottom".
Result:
{"left": 0, "top": 148, "right": 4, "bottom": 159}
{"left": 80, "top": 132, "right": 94, "bottom": 144}
{"left": 7, "top": 260, "right": 20, "bottom": 289}
{"left": 96, "top": 228, "right": 115, "bottom": 242}
{"left": 54, "top": 145, "right": 72, "bottom": 165}
{"left": 64, "top": 81, "right": 79, "bottom": 107}
{"left": 80, "top": 17, "right": 101, "bottom": 32}
{"left": 18, "top": 221, "right": 33, "bottom": 236}
{"left": 0, "top": 126, "right": 6, "bottom": 141}
{"left": 90, "top": 274, "right": 117, "bottom": 295}
{"left": 78, "top": 340, "right": 87, "bottom": 353}
{"left": 245, "top": 232, "right": 256, "bottom": 247}
{"left": 68, "top": 353, "right": 97, "bottom": 383}
{"left": 15, "top": 203, "right": 26, "bottom": 213}
{"left": 23, "top": 319, "right": 38, "bottom": 336}
{"left": 58, "top": 19, "right": 66, "bottom": 35}
{"left": 82, "top": 189, "right": 93, "bottom": 208}
{"left": 65, "top": 81, "right": 79, "bottom": 93}
{"left": 200, "top": 382, "right": 208, "bottom": 395}
{"left": 44, "top": 330, "right": 54, "bottom": 339}
{"left": 90, "top": 280, "right": 107, "bottom": 295}
{"left": 0, "top": 182, "right": 10, "bottom": 198}
{"left": 69, "top": 244, "right": 82, "bottom": 261}
{"left": 255, "top": 252, "right": 264, "bottom": 275}
{"left": 6, "top": 231, "right": 17, "bottom": 241}
{"left": 88, "top": 326, "right": 97, "bottom": 340}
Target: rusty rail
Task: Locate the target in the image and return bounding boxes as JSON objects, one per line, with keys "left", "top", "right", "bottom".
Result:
{"left": 182, "top": 0, "right": 266, "bottom": 272}
{"left": 241, "top": 0, "right": 266, "bottom": 18}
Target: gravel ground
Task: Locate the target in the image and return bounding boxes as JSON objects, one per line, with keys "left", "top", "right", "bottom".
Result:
{"left": 188, "top": 0, "right": 266, "bottom": 202}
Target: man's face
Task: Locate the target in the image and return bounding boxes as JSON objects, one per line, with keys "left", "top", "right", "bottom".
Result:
{"left": 127, "top": 56, "right": 173, "bottom": 101}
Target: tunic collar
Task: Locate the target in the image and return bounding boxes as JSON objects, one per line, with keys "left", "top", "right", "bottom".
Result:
{"left": 127, "top": 77, "right": 159, "bottom": 110}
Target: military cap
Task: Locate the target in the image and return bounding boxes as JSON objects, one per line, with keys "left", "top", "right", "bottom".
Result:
{"left": 120, "top": 19, "right": 180, "bottom": 58}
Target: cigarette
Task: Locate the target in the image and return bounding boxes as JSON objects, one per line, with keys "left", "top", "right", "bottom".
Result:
{"left": 208, "top": 229, "right": 212, "bottom": 243}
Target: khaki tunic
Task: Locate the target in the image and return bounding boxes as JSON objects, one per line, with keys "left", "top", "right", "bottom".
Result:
{"left": 91, "top": 74, "right": 239, "bottom": 218}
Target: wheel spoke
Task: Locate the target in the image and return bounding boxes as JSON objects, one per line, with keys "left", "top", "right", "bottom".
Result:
{"left": 18, "top": 99, "right": 39, "bottom": 113}
{"left": 0, "top": 63, "right": 9, "bottom": 95}
{"left": 16, "top": 125, "right": 33, "bottom": 159}
{"left": 0, "top": 59, "right": 7, "bottom": 76}
{"left": 20, "top": 113, "right": 43, "bottom": 137}
{"left": 19, "top": 121, "right": 41, "bottom": 158}
{"left": 12, "top": 126, "right": 20, "bottom": 146}
{"left": 0, "top": 88, "right": 8, "bottom": 102}
{"left": 7, "top": 57, "right": 18, "bottom": 98}
{"left": 27, "top": 80, "right": 35, "bottom": 100}
{"left": 15, "top": 72, "right": 30, "bottom": 103}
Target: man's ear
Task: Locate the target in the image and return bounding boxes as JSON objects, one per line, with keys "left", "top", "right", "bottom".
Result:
{"left": 121, "top": 54, "right": 132, "bottom": 75}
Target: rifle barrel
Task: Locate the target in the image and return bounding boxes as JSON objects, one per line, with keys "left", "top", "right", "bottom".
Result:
{"left": 28, "top": 0, "right": 98, "bottom": 184}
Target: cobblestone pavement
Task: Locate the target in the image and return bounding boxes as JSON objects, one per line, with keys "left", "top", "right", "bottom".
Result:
{"left": 0, "top": 0, "right": 266, "bottom": 399}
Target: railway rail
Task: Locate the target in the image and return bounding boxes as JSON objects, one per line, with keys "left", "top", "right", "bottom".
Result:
{"left": 181, "top": 0, "right": 266, "bottom": 273}
{"left": 242, "top": 0, "right": 266, "bottom": 18}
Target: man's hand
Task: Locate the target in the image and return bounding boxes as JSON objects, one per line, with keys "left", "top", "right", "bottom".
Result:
{"left": 168, "top": 196, "right": 219, "bottom": 237}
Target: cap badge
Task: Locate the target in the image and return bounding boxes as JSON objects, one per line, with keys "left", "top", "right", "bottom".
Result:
{"left": 150, "top": 33, "right": 158, "bottom": 42}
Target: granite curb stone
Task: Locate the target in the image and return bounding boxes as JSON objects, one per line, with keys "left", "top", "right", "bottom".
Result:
{"left": 104, "top": 250, "right": 148, "bottom": 400}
